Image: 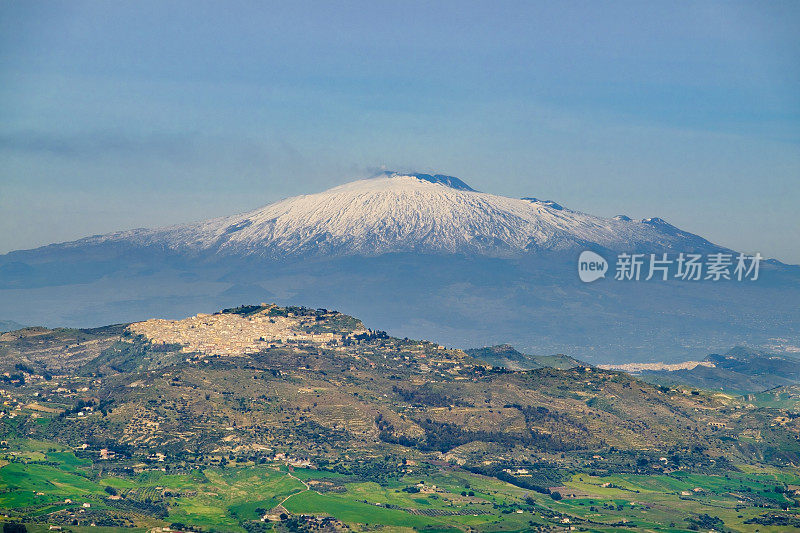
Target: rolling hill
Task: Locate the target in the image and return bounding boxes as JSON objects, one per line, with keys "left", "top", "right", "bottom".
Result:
{"left": 464, "top": 344, "right": 583, "bottom": 370}
{"left": 2, "top": 305, "right": 797, "bottom": 466}
{"left": 2, "top": 304, "right": 800, "bottom": 531}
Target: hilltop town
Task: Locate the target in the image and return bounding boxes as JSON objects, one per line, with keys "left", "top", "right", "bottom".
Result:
{"left": 128, "top": 305, "right": 356, "bottom": 357}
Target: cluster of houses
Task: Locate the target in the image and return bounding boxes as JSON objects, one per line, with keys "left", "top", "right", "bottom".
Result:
{"left": 128, "top": 310, "right": 358, "bottom": 357}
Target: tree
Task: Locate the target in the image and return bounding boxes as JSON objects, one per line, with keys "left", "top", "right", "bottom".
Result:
{"left": 3, "top": 524, "right": 27, "bottom": 533}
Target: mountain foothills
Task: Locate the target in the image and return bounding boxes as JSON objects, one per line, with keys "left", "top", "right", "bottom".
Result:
{"left": 1, "top": 172, "right": 799, "bottom": 362}
{"left": 1, "top": 304, "right": 800, "bottom": 532}
{"left": 477, "top": 344, "right": 800, "bottom": 395}
{"left": 626, "top": 347, "right": 800, "bottom": 394}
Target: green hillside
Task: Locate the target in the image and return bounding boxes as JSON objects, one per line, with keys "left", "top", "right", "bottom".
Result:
{"left": 465, "top": 344, "right": 583, "bottom": 370}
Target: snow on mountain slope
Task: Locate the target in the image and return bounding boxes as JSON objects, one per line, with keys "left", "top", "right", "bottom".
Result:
{"left": 67, "top": 172, "right": 721, "bottom": 259}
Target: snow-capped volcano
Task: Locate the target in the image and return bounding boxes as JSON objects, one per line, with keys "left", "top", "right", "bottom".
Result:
{"left": 77, "top": 172, "right": 719, "bottom": 258}
{"left": 1, "top": 171, "right": 797, "bottom": 362}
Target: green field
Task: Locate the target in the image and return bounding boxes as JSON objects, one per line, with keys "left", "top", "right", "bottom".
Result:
{"left": 2, "top": 439, "right": 800, "bottom": 532}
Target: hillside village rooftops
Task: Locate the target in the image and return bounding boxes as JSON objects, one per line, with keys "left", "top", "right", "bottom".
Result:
{"left": 128, "top": 309, "right": 358, "bottom": 358}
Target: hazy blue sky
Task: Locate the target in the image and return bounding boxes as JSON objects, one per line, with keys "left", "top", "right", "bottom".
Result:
{"left": 1, "top": 1, "right": 799, "bottom": 262}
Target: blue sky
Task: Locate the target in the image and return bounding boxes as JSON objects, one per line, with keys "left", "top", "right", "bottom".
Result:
{"left": 1, "top": 1, "right": 799, "bottom": 262}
